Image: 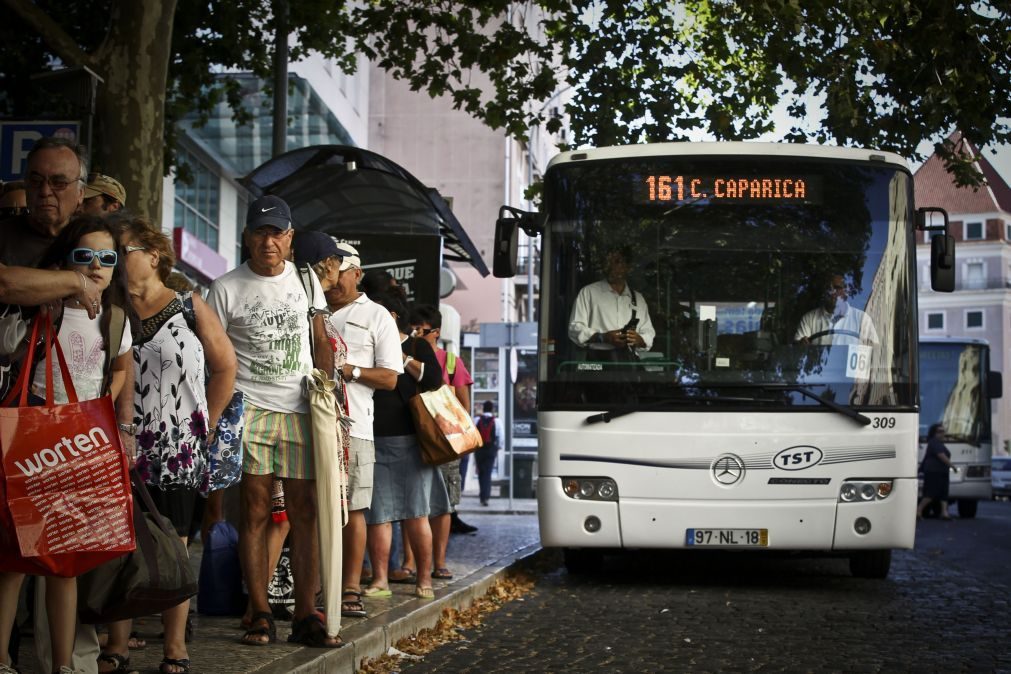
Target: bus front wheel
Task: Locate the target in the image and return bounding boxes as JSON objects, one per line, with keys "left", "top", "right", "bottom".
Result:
{"left": 849, "top": 550, "right": 891, "bottom": 579}
{"left": 563, "top": 548, "right": 603, "bottom": 575}
{"left": 957, "top": 499, "right": 978, "bottom": 518}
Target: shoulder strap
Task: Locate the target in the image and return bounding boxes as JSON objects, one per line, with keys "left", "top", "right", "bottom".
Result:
{"left": 296, "top": 263, "right": 317, "bottom": 344}
{"left": 101, "top": 304, "right": 126, "bottom": 396}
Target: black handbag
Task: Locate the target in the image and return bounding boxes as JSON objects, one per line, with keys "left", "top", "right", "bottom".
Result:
{"left": 77, "top": 470, "right": 198, "bottom": 624}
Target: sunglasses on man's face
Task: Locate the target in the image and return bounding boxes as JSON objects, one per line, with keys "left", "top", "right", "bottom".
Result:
{"left": 414, "top": 327, "right": 437, "bottom": 336}
{"left": 68, "top": 247, "right": 118, "bottom": 267}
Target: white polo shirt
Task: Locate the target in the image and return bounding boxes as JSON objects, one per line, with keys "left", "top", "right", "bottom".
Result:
{"left": 326, "top": 293, "right": 403, "bottom": 441}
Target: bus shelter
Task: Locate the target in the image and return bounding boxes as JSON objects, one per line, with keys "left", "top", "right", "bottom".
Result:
{"left": 242, "top": 145, "right": 489, "bottom": 305}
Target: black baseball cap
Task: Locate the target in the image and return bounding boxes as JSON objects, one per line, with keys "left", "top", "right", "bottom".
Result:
{"left": 246, "top": 195, "right": 292, "bottom": 231}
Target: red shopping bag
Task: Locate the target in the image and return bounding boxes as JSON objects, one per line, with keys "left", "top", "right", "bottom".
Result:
{"left": 0, "top": 314, "right": 135, "bottom": 577}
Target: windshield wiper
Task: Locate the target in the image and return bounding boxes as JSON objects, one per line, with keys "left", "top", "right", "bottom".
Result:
{"left": 759, "top": 384, "right": 871, "bottom": 426}
{"left": 583, "top": 389, "right": 778, "bottom": 425}
{"left": 583, "top": 384, "right": 871, "bottom": 426}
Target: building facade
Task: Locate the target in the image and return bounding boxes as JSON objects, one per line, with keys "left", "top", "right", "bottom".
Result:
{"left": 914, "top": 134, "right": 1011, "bottom": 453}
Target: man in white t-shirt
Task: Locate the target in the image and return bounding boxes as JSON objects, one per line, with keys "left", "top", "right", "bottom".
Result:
{"left": 794, "top": 274, "right": 879, "bottom": 346}
{"left": 207, "top": 196, "right": 339, "bottom": 647}
{"left": 568, "top": 247, "right": 655, "bottom": 359}
{"left": 323, "top": 243, "right": 400, "bottom": 618}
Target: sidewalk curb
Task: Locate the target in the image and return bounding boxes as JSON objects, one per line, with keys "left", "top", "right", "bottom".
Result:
{"left": 255, "top": 542, "right": 543, "bottom": 674}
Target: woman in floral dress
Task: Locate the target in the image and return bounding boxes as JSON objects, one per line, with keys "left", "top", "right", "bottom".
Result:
{"left": 99, "top": 217, "right": 236, "bottom": 674}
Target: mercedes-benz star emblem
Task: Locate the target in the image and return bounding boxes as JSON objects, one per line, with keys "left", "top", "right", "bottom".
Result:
{"left": 712, "top": 454, "right": 745, "bottom": 485}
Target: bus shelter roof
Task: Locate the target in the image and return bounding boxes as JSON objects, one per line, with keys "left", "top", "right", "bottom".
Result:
{"left": 241, "top": 145, "right": 489, "bottom": 276}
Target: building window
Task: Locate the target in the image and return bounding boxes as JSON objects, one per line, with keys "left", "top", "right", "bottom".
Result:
{"left": 1006, "top": 222, "right": 1011, "bottom": 241}
{"left": 235, "top": 192, "right": 248, "bottom": 264}
{"left": 966, "top": 310, "right": 984, "bottom": 329}
{"left": 965, "top": 261, "right": 985, "bottom": 289}
{"left": 965, "top": 221, "right": 983, "bottom": 240}
{"left": 174, "top": 147, "right": 220, "bottom": 250}
{"left": 926, "top": 312, "right": 944, "bottom": 331}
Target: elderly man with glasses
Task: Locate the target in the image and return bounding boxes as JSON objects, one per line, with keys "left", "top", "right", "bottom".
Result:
{"left": 0, "top": 137, "right": 102, "bottom": 314}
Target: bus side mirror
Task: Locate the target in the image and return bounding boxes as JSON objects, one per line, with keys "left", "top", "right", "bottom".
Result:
{"left": 918, "top": 207, "right": 954, "bottom": 293}
{"left": 493, "top": 217, "right": 519, "bottom": 278}
{"left": 930, "top": 235, "right": 955, "bottom": 292}
{"left": 989, "top": 371, "right": 1002, "bottom": 400}
{"left": 493, "top": 206, "right": 541, "bottom": 278}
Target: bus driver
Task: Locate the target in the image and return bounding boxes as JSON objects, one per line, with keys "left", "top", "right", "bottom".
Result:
{"left": 568, "top": 247, "right": 655, "bottom": 360}
{"left": 794, "top": 273, "right": 879, "bottom": 346}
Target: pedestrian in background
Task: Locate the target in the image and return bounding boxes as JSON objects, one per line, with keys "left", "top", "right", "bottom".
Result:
{"left": 473, "top": 400, "right": 501, "bottom": 507}
{"left": 917, "top": 423, "right": 957, "bottom": 520}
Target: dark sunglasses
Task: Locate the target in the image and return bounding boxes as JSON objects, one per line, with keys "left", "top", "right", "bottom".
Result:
{"left": 68, "top": 247, "right": 118, "bottom": 267}
{"left": 414, "top": 327, "right": 437, "bottom": 336}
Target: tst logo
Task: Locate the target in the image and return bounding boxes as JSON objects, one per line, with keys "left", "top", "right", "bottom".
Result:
{"left": 773, "top": 446, "right": 823, "bottom": 471}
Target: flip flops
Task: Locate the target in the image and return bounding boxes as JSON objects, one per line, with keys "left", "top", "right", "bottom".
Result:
{"left": 415, "top": 586, "right": 435, "bottom": 600}
{"left": 389, "top": 566, "right": 417, "bottom": 584}
{"left": 432, "top": 567, "right": 453, "bottom": 580}
{"left": 362, "top": 586, "right": 392, "bottom": 598}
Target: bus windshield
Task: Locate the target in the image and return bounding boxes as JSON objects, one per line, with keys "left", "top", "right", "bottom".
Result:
{"left": 539, "top": 155, "right": 917, "bottom": 412}
{"left": 919, "top": 342, "right": 990, "bottom": 445}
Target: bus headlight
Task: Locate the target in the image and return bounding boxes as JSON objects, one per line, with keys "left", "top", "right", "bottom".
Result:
{"left": 839, "top": 480, "right": 893, "bottom": 503}
{"left": 563, "top": 477, "right": 618, "bottom": 501}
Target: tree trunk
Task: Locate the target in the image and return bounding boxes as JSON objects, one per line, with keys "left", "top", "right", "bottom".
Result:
{"left": 91, "top": 0, "right": 177, "bottom": 227}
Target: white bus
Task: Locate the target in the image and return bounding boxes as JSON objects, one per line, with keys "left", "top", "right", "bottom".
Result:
{"left": 494, "top": 142, "right": 955, "bottom": 579}
{"left": 918, "top": 338, "right": 1002, "bottom": 518}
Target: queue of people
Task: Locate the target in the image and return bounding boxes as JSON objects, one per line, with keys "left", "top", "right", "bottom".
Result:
{"left": 0, "top": 137, "right": 489, "bottom": 673}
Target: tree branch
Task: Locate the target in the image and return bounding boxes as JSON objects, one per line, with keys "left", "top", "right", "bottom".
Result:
{"left": 2, "top": 0, "right": 94, "bottom": 69}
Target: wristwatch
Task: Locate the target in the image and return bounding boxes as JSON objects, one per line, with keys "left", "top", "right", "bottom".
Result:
{"left": 118, "top": 422, "right": 137, "bottom": 435}
{"left": 348, "top": 366, "right": 361, "bottom": 383}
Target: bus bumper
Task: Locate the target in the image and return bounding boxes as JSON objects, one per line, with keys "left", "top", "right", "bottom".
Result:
{"left": 538, "top": 476, "right": 916, "bottom": 551}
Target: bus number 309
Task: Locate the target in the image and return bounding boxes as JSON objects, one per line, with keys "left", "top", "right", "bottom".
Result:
{"left": 871, "top": 417, "right": 896, "bottom": 429}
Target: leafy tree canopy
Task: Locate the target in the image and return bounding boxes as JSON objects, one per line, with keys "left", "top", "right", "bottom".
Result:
{"left": 1, "top": 0, "right": 1006, "bottom": 211}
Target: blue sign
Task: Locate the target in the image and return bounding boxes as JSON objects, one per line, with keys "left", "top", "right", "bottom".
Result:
{"left": 0, "top": 121, "right": 80, "bottom": 181}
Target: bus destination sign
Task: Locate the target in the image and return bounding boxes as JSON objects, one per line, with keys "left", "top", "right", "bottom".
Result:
{"left": 636, "top": 174, "right": 822, "bottom": 205}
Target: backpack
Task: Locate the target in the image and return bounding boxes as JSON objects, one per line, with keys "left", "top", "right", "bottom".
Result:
{"left": 197, "top": 520, "right": 245, "bottom": 616}
{"left": 476, "top": 414, "right": 496, "bottom": 447}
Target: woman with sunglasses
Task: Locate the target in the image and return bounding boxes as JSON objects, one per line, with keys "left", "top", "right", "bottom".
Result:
{"left": 0, "top": 214, "right": 135, "bottom": 674}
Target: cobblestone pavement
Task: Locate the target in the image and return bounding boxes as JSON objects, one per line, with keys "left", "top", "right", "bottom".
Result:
{"left": 15, "top": 496, "right": 538, "bottom": 674}
{"left": 404, "top": 501, "right": 1011, "bottom": 673}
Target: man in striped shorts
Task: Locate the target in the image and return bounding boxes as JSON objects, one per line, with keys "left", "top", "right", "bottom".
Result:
{"left": 207, "top": 196, "right": 339, "bottom": 647}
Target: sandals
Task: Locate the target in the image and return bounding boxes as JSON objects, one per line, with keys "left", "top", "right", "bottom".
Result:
{"left": 389, "top": 566, "right": 417, "bottom": 584}
{"left": 287, "top": 613, "right": 344, "bottom": 648}
{"left": 341, "top": 589, "right": 367, "bottom": 618}
{"left": 128, "top": 632, "right": 146, "bottom": 649}
{"left": 159, "top": 658, "right": 191, "bottom": 674}
{"left": 362, "top": 586, "right": 392, "bottom": 597}
{"left": 432, "top": 567, "right": 454, "bottom": 580}
{"left": 97, "top": 652, "right": 131, "bottom": 674}
{"left": 415, "top": 586, "right": 435, "bottom": 600}
{"left": 240, "top": 611, "right": 276, "bottom": 646}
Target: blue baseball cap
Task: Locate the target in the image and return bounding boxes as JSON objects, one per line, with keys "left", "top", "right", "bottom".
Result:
{"left": 246, "top": 195, "right": 292, "bottom": 231}
{"left": 292, "top": 230, "right": 355, "bottom": 266}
